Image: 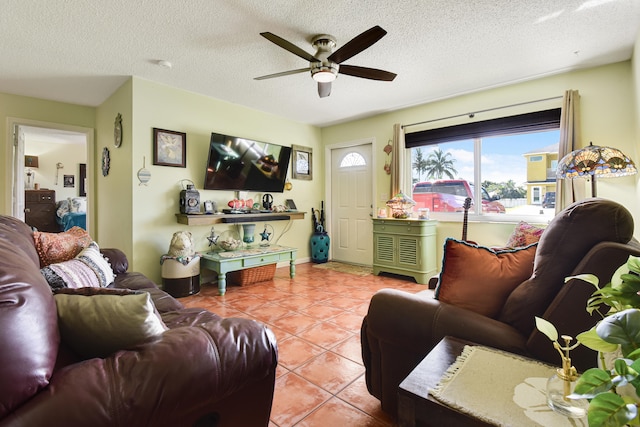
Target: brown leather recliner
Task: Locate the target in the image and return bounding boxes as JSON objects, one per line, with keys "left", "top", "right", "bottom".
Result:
{"left": 0, "top": 215, "right": 278, "bottom": 427}
{"left": 361, "top": 198, "right": 640, "bottom": 417}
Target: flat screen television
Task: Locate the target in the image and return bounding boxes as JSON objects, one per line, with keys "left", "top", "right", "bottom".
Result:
{"left": 203, "top": 132, "right": 292, "bottom": 192}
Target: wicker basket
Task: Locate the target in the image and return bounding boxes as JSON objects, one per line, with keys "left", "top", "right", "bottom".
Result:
{"left": 228, "top": 264, "right": 276, "bottom": 286}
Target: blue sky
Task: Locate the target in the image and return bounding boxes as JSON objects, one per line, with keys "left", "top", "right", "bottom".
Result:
{"left": 412, "top": 130, "right": 560, "bottom": 185}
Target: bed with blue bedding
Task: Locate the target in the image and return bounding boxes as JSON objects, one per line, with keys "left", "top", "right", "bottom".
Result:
{"left": 56, "top": 197, "right": 87, "bottom": 231}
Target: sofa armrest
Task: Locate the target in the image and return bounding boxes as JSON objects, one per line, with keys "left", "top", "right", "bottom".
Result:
{"left": 111, "top": 272, "right": 183, "bottom": 313}
{"left": 364, "top": 289, "right": 528, "bottom": 357}
{"left": 0, "top": 315, "right": 278, "bottom": 427}
{"left": 362, "top": 288, "right": 527, "bottom": 415}
{"left": 527, "top": 241, "right": 640, "bottom": 372}
{"left": 100, "top": 248, "right": 128, "bottom": 274}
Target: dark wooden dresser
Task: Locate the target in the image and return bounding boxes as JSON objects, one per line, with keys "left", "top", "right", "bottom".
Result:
{"left": 25, "top": 189, "right": 58, "bottom": 232}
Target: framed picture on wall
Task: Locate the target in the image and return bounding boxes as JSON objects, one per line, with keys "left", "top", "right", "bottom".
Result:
{"left": 153, "top": 128, "right": 186, "bottom": 167}
{"left": 79, "top": 164, "right": 86, "bottom": 196}
{"left": 63, "top": 175, "right": 75, "bottom": 188}
{"left": 292, "top": 144, "right": 312, "bottom": 180}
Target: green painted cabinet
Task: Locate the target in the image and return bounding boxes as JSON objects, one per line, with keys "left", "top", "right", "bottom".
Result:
{"left": 372, "top": 218, "right": 437, "bottom": 284}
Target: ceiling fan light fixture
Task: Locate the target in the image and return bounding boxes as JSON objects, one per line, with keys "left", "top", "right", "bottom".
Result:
{"left": 312, "top": 70, "right": 336, "bottom": 83}
{"left": 311, "top": 62, "right": 338, "bottom": 83}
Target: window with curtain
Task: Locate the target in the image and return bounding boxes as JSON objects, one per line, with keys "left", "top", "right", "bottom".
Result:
{"left": 405, "top": 108, "right": 561, "bottom": 220}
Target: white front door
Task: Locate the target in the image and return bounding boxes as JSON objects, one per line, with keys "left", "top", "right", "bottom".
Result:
{"left": 330, "top": 143, "right": 373, "bottom": 265}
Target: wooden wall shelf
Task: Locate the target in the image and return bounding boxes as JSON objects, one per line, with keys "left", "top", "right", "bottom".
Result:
{"left": 176, "top": 211, "right": 306, "bottom": 226}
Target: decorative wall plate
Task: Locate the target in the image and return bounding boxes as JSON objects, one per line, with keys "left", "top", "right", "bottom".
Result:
{"left": 114, "top": 113, "right": 123, "bottom": 147}
{"left": 102, "top": 147, "right": 111, "bottom": 176}
{"left": 137, "top": 156, "right": 151, "bottom": 185}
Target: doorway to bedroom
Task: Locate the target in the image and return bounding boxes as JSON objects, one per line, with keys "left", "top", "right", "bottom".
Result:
{"left": 10, "top": 119, "right": 92, "bottom": 234}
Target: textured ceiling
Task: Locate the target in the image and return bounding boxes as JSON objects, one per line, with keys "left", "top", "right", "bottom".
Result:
{"left": 2, "top": 0, "right": 639, "bottom": 127}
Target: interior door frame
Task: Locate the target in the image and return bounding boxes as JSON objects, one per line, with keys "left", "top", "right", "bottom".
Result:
{"left": 324, "top": 137, "right": 376, "bottom": 261}
{"left": 6, "top": 117, "right": 94, "bottom": 232}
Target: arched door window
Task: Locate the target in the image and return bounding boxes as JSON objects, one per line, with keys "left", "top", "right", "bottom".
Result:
{"left": 340, "top": 152, "right": 366, "bottom": 168}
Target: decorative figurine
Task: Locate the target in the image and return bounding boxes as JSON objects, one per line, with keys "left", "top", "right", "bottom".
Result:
{"left": 207, "top": 227, "right": 219, "bottom": 247}
{"left": 259, "top": 224, "right": 274, "bottom": 247}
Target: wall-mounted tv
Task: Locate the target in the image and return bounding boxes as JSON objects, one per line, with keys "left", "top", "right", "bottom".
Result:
{"left": 203, "top": 132, "right": 292, "bottom": 193}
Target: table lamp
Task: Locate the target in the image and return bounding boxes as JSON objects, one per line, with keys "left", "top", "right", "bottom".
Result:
{"left": 386, "top": 192, "right": 416, "bottom": 218}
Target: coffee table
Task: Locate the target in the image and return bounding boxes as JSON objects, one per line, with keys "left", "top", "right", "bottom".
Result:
{"left": 200, "top": 245, "right": 296, "bottom": 295}
{"left": 397, "top": 336, "right": 491, "bottom": 427}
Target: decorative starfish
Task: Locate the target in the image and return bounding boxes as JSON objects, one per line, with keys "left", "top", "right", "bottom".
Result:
{"left": 260, "top": 227, "right": 271, "bottom": 241}
{"left": 207, "top": 227, "right": 219, "bottom": 246}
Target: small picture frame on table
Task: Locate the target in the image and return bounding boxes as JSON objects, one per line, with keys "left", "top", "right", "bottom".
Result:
{"left": 292, "top": 144, "right": 312, "bottom": 180}
{"left": 204, "top": 200, "right": 216, "bottom": 214}
{"left": 153, "top": 128, "right": 186, "bottom": 168}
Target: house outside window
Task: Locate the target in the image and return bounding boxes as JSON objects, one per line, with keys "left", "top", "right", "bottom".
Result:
{"left": 405, "top": 108, "right": 561, "bottom": 221}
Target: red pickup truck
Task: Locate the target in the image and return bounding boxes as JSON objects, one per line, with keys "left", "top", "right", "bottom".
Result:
{"left": 412, "top": 180, "right": 505, "bottom": 213}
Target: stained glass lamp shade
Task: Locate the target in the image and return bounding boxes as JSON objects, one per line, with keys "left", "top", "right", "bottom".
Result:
{"left": 556, "top": 142, "right": 637, "bottom": 197}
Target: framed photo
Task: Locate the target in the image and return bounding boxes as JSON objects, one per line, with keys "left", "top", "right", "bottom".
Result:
{"left": 63, "top": 175, "right": 74, "bottom": 188}
{"left": 153, "top": 128, "right": 186, "bottom": 167}
{"left": 292, "top": 144, "right": 312, "bottom": 180}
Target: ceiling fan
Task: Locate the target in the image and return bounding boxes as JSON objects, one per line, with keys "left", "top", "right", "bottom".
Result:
{"left": 255, "top": 25, "right": 397, "bottom": 98}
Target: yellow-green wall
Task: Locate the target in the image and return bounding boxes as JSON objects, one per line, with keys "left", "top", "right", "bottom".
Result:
{"left": 95, "top": 79, "right": 134, "bottom": 254}
{"left": 2, "top": 57, "right": 639, "bottom": 281}
{"left": 322, "top": 61, "right": 639, "bottom": 262}
{"left": 1, "top": 93, "right": 95, "bottom": 215}
{"left": 120, "top": 78, "right": 321, "bottom": 281}
{"left": 1, "top": 80, "right": 321, "bottom": 284}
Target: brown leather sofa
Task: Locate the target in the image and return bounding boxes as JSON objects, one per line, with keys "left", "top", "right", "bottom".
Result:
{"left": 361, "top": 198, "right": 640, "bottom": 417}
{"left": 0, "top": 215, "right": 278, "bottom": 427}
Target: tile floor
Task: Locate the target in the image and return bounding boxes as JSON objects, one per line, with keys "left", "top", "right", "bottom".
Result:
{"left": 180, "top": 262, "right": 429, "bottom": 427}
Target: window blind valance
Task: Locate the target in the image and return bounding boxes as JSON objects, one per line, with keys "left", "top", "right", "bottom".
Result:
{"left": 405, "top": 108, "right": 561, "bottom": 148}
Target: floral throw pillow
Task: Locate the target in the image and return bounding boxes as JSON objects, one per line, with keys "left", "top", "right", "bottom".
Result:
{"left": 33, "top": 226, "right": 92, "bottom": 267}
{"left": 505, "top": 221, "right": 545, "bottom": 248}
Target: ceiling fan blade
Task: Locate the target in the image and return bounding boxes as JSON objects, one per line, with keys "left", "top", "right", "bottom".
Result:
{"left": 260, "top": 32, "right": 317, "bottom": 62}
{"left": 339, "top": 65, "right": 397, "bottom": 81}
{"left": 254, "top": 68, "right": 309, "bottom": 80}
{"left": 318, "top": 82, "right": 331, "bottom": 98}
{"left": 327, "top": 26, "right": 387, "bottom": 64}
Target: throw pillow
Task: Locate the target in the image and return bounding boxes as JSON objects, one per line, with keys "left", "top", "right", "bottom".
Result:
{"left": 68, "top": 197, "right": 87, "bottom": 213}
{"left": 41, "top": 259, "right": 101, "bottom": 289}
{"left": 33, "top": 226, "right": 92, "bottom": 267}
{"left": 41, "top": 242, "right": 115, "bottom": 289}
{"left": 75, "top": 242, "right": 115, "bottom": 287}
{"left": 54, "top": 288, "right": 168, "bottom": 359}
{"left": 435, "top": 238, "right": 537, "bottom": 318}
{"left": 505, "top": 221, "right": 545, "bottom": 248}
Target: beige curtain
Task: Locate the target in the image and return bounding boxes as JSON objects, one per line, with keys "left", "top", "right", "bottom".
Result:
{"left": 556, "top": 90, "right": 582, "bottom": 213}
{"left": 391, "top": 123, "right": 405, "bottom": 197}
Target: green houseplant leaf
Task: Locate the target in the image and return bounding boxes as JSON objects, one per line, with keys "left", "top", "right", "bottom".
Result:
{"left": 610, "top": 274, "right": 640, "bottom": 308}
{"left": 541, "top": 256, "right": 640, "bottom": 426}
{"left": 577, "top": 328, "right": 619, "bottom": 353}
{"left": 535, "top": 316, "right": 558, "bottom": 342}
{"left": 587, "top": 392, "right": 638, "bottom": 427}
{"left": 596, "top": 309, "right": 640, "bottom": 356}
{"left": 572, "top": 368, "right": 614, "bottom": 398}
{"left": 566, "top": 273, "right": 600, "bottom": 287}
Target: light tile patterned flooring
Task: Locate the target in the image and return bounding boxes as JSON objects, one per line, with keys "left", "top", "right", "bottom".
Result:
{"left": 180, "top": 262, "right": 428, "bottom": 427}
